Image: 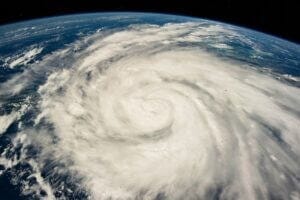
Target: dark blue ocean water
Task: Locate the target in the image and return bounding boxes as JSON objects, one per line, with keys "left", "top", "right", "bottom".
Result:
{"left": 0, "top": 13, "right": 299, "bottom": 200}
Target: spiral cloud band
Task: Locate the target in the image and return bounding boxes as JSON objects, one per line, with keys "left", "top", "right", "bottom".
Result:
{"left": 1, "top": 21, "right": 300, "bottom": 199}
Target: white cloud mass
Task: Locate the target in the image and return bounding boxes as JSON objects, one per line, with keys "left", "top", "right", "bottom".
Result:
{"left": 1, "top": 22, "right": 300, "bottom": 200}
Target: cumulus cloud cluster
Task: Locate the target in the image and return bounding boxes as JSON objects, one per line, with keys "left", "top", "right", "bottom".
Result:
{"left": 1, "top": 22, "right": 300, "bottom": 200}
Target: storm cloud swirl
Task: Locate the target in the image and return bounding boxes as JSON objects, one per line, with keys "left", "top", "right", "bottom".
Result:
{"left": 1, "top": 22, "right": 300, "bottom": 200}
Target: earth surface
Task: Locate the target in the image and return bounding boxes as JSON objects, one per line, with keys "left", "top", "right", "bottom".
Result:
{"left": 0, "top": 13, "right": 300, "bottom": 200}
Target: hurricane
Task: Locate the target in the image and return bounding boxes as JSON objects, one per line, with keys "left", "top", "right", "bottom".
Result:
{"left": 0, "top": 14, "right": 300, "bottom": 200}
